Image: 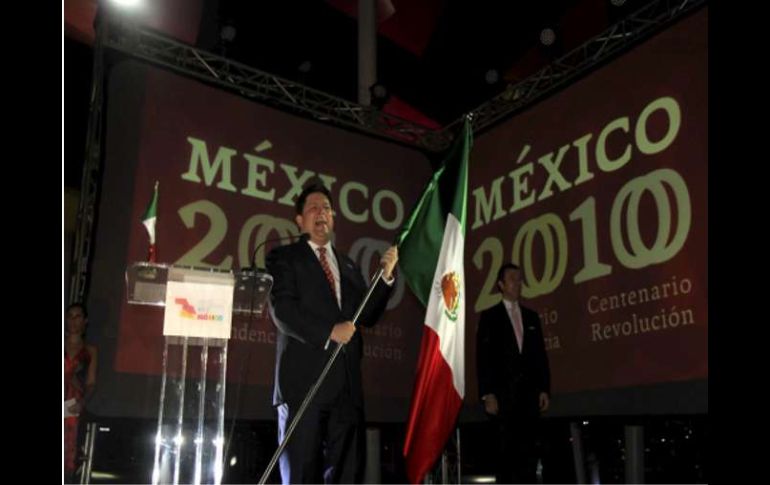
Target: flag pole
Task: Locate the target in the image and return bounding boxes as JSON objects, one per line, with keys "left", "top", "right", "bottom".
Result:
{"left": 257, "top": 268, "right": 386, "bottom": 484}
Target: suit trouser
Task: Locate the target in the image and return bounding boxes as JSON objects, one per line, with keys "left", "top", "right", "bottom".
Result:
{"left": 277, "top": 385, "right": 365, "bottom": 484}
{"left": 494, "top": 396, "right": 540, "bottom": 484}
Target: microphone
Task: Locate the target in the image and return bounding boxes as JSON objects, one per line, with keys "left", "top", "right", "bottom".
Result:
{"left": 249, "top": 233, "right": 309, "bottom": 270}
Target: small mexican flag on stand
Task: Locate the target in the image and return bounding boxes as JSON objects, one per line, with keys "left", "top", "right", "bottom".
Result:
{"left": 141, "top": 181, "right": 159, "bottom": 262}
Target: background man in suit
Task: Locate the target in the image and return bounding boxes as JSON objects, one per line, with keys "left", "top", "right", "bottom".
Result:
{"left": 476, "top": 263, "right": 551, "bottom": 483}
{"left": 266, "top": 181, "right": 398, "bottom": 484}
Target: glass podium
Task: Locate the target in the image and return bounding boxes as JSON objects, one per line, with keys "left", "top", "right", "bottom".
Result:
{"left": 126, "top": 263, "right": 272, "bottom": 485}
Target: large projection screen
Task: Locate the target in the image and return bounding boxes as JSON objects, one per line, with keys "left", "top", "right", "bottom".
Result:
{"left": 87, "top": 59, "right": 432, "bottom": 422}
{"left": 465, "top": 8, "right": 707, "bottom": 415}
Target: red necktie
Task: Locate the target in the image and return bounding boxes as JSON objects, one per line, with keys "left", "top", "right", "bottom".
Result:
{"left": 317, "top": 247, "right": 337, "bottom": 297}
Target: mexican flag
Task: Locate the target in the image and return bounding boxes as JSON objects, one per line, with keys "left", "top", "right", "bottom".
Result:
{"left": 141, "top": 181, "right": 159, "bottom": 262}
{"left": 400, "top": 119, "right": 471, "bottom": 484}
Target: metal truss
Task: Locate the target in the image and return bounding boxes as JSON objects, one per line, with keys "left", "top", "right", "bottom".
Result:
{"left": 455, "top": 0, "right": 707, "bottom": 135}
{"left": 99, "top": 0, "right": 704, "bottom": 150}
{"left": 102, "top": 17, "right": 452, "bottom": 153}
{"left": 69, "top": 14, "right": 107, "bottom": 304}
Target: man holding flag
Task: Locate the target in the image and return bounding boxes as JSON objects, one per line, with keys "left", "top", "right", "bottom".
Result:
{"left": 266, "top": 181, "right": 399, "bottom": 484}
{"left": 400, "top": 118, "right": 471, "bottom": 484}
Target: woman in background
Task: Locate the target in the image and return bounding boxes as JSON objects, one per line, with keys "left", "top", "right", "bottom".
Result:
{"left": 64, "top": 302, "right": 97, "bottom": 483}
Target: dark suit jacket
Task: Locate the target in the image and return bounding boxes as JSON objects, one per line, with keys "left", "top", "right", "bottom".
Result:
{"left": 266, "top": 240, "right": 392, "bottom": 408}
{"left": 476, "top": 301, "right": 550, "bottom": 415}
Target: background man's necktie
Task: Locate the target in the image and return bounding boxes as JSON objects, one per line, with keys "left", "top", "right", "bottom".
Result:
{"left": 512, "top": 306, "right": 523, "bottom": 352}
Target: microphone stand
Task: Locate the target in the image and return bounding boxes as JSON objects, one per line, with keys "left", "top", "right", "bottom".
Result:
{"left": 250, "top": 233, "right": 308, "bottom": 271}
{"left": 257, "top": 267, "right": 386, "bottom": 484}
{"left": 222, "top": 232, "right": 305, "bottom": 470}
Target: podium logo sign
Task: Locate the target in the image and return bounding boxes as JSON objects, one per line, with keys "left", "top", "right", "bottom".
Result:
{"left": 163, "top": 280, "right": 234, "bottom": 338}
{"left": 173, "top": 298, "right": 225, "bottom": 321}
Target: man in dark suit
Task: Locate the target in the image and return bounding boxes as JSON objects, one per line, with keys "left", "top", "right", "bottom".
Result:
{"left": 476, "top": 263, "right": 551, "bottom": 484}
{"left": 266, "top": 181, "right": 398, "bottom": 484}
